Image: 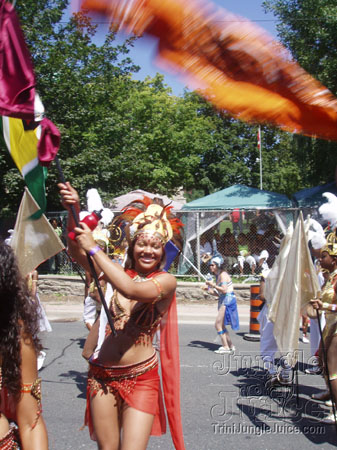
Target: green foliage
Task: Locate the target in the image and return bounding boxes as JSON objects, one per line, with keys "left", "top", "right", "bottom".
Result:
{"left": 263, "top": 0, "right": 337, "bottom": 187}
{"left": 1, "top": 0, "right": 335, "bottom": 216}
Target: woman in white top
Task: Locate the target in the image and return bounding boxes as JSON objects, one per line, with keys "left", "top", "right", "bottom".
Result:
{"left": 206, "top": 257, "right": 240, "bottom": 354}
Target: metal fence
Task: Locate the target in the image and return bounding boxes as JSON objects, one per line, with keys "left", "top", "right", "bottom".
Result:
{"left": 39, "top": 207, "right": 321, "bottom": 281}
{"left": 174, "top": 208, "right": 315, "bottom": 281}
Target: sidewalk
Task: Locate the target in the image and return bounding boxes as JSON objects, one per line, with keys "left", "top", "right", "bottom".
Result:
{"left": 42, "top": 300, "right": 251, "bottom": 325}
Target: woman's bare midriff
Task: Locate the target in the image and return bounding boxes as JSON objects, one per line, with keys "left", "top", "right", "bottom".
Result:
{"left": 94, "top": 294, "right": 172, "bottom": 367}
{"left": 96, "top": 336, "right": 156, "bottom": 366}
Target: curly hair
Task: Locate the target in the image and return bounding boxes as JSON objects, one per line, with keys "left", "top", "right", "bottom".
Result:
{"left": 0, "top": 243, "right": 42, "bottom": 400}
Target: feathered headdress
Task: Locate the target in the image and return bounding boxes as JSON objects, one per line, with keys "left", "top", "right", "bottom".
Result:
{"left": 317, "top": 192, "right": 337, "bottom": 256}
{"left": 319, "top": 192, "right": 337, "bottom": 231}
{"left": 321, "top": 232, "right": 337, "bottom": 257}
{"left": 109, "top": 196, "right": 183, "bottom": 252}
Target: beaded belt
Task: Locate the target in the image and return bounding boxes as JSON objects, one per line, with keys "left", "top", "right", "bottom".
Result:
{"left": 87, "top": 352, "right": 158, "bottom": 398}
{"left": 0, "top": 425, "right": 20, "bottom": 450}
{"left": 89, "top": 352, "right": 158, "bottom": 381}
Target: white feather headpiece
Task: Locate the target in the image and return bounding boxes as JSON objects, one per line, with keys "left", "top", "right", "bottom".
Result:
{"left": 319, "top": 192, "right": 337, "bottom": 230}
{"left": 307, "top": 218, "right": 326, "bottom": 249}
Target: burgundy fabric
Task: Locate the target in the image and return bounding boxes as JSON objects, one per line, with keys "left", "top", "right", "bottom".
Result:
{"left": 0, "top": 2, "right": 36, "bottom": 119}
{"left": 37, "top": 118, "right": 61, "bottom": 166}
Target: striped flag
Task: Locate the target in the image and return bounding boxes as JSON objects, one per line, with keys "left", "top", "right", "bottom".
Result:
{"left": 1, "top": 116, "right": 48, "bottom": 216}
{"left": 0, "top": 2, "right": 60, "bottom": 216}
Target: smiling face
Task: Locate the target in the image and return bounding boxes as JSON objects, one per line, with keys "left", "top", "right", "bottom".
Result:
{"left": 133, "top": 233, "right": 164, "bottom": 274}
{"left": 320, "top": 251, "right": 337, "bottom": 273}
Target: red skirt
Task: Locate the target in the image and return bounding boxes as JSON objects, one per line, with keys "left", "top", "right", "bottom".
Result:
{"left": 85, "top": 353, "right": 166, "bottom": 441}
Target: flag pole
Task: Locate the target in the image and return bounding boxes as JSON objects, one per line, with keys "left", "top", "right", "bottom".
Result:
{"left": 258, "top": 126, "right": 263, "bottom": 190}
{"left": 54, "top": 156, "right": 117, "bottom": 336}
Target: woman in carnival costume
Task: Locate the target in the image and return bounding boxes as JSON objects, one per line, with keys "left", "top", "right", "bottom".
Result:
{"left": 0, "top": 243, "right": 48, "bottom": 449}
{"left": 205, "top": 256, "right": 239, "bottom": 354}
{"left": 59, "top": 182, "right": 185, "bottom": 450}
{"left": 310, "top": 232, "right": 337, "bottom": 424}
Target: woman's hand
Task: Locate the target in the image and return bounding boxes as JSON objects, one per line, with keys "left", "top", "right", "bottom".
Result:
{"left": 206, "top": 280, "right": 215, "bottom": 288}
{"left": 310, "top": 298, "right": 323, "bottom": 310}
{"left": 58, "top": 182, "right": 80, "bottom": 211}
{"left": 73, "top": 223, "right": 97, "bottom": 253}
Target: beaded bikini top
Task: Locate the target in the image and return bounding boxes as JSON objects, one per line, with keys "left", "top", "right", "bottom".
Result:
{"left": 106, "top": 271, "right": 164, "bottom": 344}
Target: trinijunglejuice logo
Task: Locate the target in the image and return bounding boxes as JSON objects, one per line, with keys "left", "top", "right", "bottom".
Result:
{"left": 209, "top": 350, "right": 328, "bottom": 436}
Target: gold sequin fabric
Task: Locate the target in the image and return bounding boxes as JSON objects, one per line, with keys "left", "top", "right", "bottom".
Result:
{"left": 105, "top": 278, "right": 163, "bottom": 344}
{"left": 322, "top": 269, "right": 337, "bottom": 342}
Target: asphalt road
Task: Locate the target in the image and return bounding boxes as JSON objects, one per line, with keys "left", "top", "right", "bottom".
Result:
{"left": 40, "top": 317, "right": 337, "bottom": 449}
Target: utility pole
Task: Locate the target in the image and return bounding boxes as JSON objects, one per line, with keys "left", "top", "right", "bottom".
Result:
{"left": 258, "top": 126, "right": 263, "bottom": 190}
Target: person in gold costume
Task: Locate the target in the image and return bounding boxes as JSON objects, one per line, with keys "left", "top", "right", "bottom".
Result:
{"left": 59, "top": 182, "right": 185, "bottom": 450}
{"left": 310, "top": 232, "right": 337, "bottom": 424}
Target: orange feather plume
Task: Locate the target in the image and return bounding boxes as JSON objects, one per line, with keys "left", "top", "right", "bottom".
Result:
{"left": 80, "top": 0, "right": 337, "bottom": 141}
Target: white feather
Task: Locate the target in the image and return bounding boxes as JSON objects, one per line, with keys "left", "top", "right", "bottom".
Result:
{"left": 87, "top": 189, "right": 104, "bottom": 212}
{"left": 79, "top": 211, "right": 90, "bottom": 221}
{"left": 319, "top": 192, "right": 337, "bottom": 229}
{"left": 101, "top": 209, "right": 114, "bottom": 227}
{"left": 307, "top": 218, "right": 326, "bottom": 249}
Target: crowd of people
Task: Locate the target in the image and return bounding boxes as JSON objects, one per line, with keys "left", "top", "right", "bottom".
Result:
{"left": 3, "top": 185, "right": 337, "bottom": 448}
{"left": 199, "top": 222, "right": 281, "bottom": 276}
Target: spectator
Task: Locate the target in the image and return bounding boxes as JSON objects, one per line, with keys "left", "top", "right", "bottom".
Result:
{"left": 222, "top": 229, "right": 239, "bottom": 273}
{"left": 199, "top": 234, "right": 213, "bottom": 273}
{"left": 205, "top": 257, "right": 239, "bottom": 354}
{"left": 230, "top": 209, "right": 244, "bottom": 237}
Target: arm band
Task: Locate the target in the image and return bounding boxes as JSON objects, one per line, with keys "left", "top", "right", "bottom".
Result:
{"left": 21, "top": 377, "right": 42, "bottom": 429}
{"left": 89, "top": 245, "right": 101, "bottom": 256}
{"left": 331, "top": 304, "right": 337, "bottom": 312}
{"left": 151, "top": 277, "right": 164, "bottom": 303}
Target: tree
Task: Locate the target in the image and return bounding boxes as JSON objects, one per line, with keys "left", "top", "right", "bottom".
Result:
{"left": 0, "top": 1, "right": 141, "bottom": 214}
{"left": 0, "top": 0, "right": 324, "bottom": 218}
{"left": 263, "top": 0, "right": 337, "bottom": 188}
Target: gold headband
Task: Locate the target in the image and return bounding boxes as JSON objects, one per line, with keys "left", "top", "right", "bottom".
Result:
{"left": 129, "top": 204, "right": 173, "bottom": 244}
{"left": 321, "top": 232, "right": 337, "bottom": 257}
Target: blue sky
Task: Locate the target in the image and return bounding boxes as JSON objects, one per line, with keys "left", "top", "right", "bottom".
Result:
{"left": 88, "top": 0, "right": 280, "bottom": 95}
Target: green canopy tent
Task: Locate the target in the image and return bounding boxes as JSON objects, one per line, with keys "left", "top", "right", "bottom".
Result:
{"left": 183, "top": 184, "right": 293, "bottom": 210}
{"left": 179, "top": 185, "right": 294, "bottom": 277}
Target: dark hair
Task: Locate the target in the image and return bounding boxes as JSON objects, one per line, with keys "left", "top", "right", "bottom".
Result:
{"left": 0, "top": 243, "right": 42, "bottom": 399}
